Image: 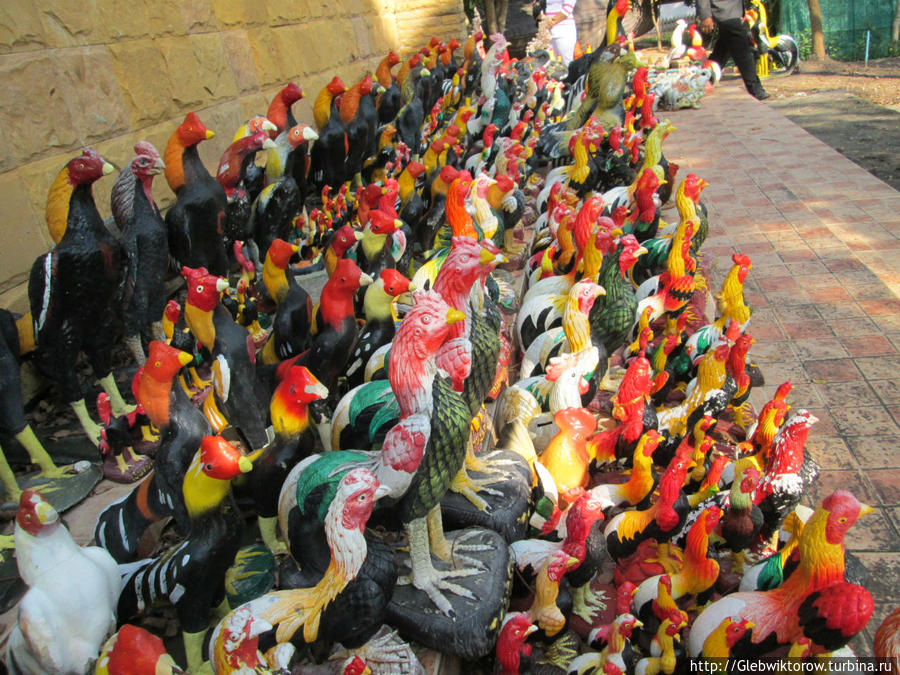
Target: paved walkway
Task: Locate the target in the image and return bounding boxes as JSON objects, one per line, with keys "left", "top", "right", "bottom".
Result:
{"left": 662, "top": 79, "right": 900, "bottom": 652}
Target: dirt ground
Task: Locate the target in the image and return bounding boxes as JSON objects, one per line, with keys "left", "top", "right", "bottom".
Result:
{"left": 750, "top": 56, "right": 900, "bottom": 191}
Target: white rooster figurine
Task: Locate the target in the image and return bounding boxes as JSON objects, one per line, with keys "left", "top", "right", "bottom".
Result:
{"left": 6, "top": 489, "right": 119, "bottom": 675}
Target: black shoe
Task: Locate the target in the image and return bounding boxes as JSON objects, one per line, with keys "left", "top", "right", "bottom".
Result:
{"left": 751, "top": 89, "right": 771, "bottom": 100}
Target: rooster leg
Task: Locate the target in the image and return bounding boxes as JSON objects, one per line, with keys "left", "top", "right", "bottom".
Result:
{"left": 258, "top": 515, "right": 289, "bottom": 556}
{"left": 427, "top": 507, "right": 452, "bottom": 561}
{"left": 124, "top": 334, "right": 147, "bottom": 365}
{"left": 0, "top": 445, "right": 22, "bottom": 503}
{"left": 71, "top": 399, "right": 103, "bottom": 446}
{"left": 400, "top": 515, "right": 478, "bottom": 617}
{"left": 571, "top": 580, "right": 607, "bottom": 622}
{"left": 450, "top": 466, "right": 503, "bottom": 511}
{"left": 730, "top": 402, "right": 755, "bottom": 431}
{"left": 151, "top": 320, "right": 166, "bottom": 342}
{"left": 99, "top": 373, "right": 137, "bottom": 417}
{"left": 183, "top": 629, "right": 214, "bottom": 674}
{"left": 14, "top": 425, "right": 72, "bottom": 479}
{"left": 502, "top": 229, "right": 527, "bottom": 259}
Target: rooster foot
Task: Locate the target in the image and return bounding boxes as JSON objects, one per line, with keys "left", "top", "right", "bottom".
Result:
{"left": 572, "top": 582, "right": 607, "bottom": 622}
{"left": 451, "top": 467, "right": 504, "bottom": 511}
{"left": 398, "top": 566, "right": 480, "bottom": 616}
{"left": 329, "top": 625, "right": 425, "bottom": 675}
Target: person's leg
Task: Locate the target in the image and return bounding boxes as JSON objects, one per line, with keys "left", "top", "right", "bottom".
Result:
{"left": 718, "top": 17, "right": 768, "bottom": 98}
{"left": 551, "top": 22, "right": 578, "bottom": 65}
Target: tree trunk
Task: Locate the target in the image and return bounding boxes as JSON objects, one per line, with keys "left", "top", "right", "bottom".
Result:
{"left": 892, "top": 0, "right": 900, "bottom": 43}
{"left": 485, "top": 0, "right": 499, "bottom": 36}
{"left": 807, "top": 0, "right": 827, "bottom": 60}
{"left": 496, "top": 0, "right": 509, "bottom": 33}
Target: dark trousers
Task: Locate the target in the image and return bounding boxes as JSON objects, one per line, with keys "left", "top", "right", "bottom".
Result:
{"left": 710, "top": 17, "right": 764, "bottom": 94}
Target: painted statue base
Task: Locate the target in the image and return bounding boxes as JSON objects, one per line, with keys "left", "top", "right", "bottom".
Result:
{"left": 440, "top": 449, "right": 533, "bottom": 543}
{"left": 0, "top": 462, "right": 101, "bottom": 516}
{"left": 386, "top": 527, "right": 512, "bottom": 660}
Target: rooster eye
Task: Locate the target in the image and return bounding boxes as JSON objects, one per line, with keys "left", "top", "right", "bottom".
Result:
{"left": 205, "top": 463, "right": 213, "bottom": 471}
{"left": 838, "top": 516, "right": 847, "bottom": 523}
{"left": 422, "top": 315, "right": 431, "bottom": 323}
{"left": 197, "top": 285, "right": 204, "bottom": 293}
{"left": 155, "top": 361, "right": 161, "bottom": 368}
{"left": 358, "top": 494, "right": 368, "bottom": 502}
{"left": 340, "top": 277, "right": 346, "bottom": 282}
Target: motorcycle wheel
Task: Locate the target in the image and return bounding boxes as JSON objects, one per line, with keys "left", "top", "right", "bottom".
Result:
{"left": 769, "top": 35, "right": 800, "bottom": 76}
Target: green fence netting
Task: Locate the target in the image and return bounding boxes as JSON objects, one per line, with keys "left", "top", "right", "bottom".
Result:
{"left": 780, "top": 0, "right": 896, "bottom": 61}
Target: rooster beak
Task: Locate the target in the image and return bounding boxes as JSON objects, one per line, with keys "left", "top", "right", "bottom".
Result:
{"left": 374, "top": 483, "right": 392, "bottom": 500}
{"left": 359, "top": 272, "right": 374, "bottom": 287}
{"left": 303, "top": 127, "right": 319, "bottom": 142}
{"left": 151, "top": 158, "right": 166, "bottom": 175}
{"left": 262, "top": 119, "right": 278, "bottom": 134}
{"left": 215, "top": 278, "right": 229, "bottom": 293}
{"left": 595, "top": 285, "right": 607, "bottom": 296}
{"left": 238, "top": 456, "right": 254, "bottom": 474}
{"left": 307, "top": 381, "right": 330, "bottom": 400}
{"left": 635, "top": 246, "right": 648, "bottom": 257}
{"left": 393, "top": 219, "right": 403, "bottom": 230}
{"left": 35, "top": 499, "right": 57, "bottom": 526}
{"left": 177, "top": 351, "right": 194, "bottom": 367}
{"left": 354, "top": 231, "right": 364, "bottom": 241}
{"left": 446, "top": 308, "right": 466, "bottom": 325}
{"left": 859, "top": 503, "right": 874, "bottom": 517}
{"left": 102, "top": 162, "right": 114, "bottom": 175}
{"left": 524, "top": 623, "right": 538, "bottom": 637}
{"left": 407, "top": 282, "right": 418, "bottom": 292}
{"left": 205, "top": 129, "right": 216, "bottom": 140}
{"left": 480, "top": 248, "right": 505, "bottom": 266}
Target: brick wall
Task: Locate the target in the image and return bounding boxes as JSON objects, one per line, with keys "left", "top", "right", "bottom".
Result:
{"left": 0, "top": 0, "right": 467, "bottom": 311}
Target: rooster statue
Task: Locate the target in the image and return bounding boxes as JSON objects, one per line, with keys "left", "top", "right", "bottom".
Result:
{"left": 6, "top": 490, "right": 119, "bottom": 675}
{"left": 688, "top": 490, "right": 874, "bottom": 656}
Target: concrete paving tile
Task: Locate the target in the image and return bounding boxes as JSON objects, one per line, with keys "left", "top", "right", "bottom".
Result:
{"left": 870, "top": 379, "right": 900, "bottom": 405}
{"left": 805, "top": 407, "right": 839, "bottom": 437}
{"left": 746, "top": 318, "right": 785, "bottom": 342}
{"left": 873, "top": 314, "right": 900, "bottom": 332}
{"left": 778, "top": 248, "right": 817, "bottom": 263}
{"left": 804, "top": 358, "right": 863, "bottom": 382}
{"left": 848, "top": 283, "right": 898, "bottom": 301}
{"left": 765, "top": 289, "right": 813, "bottom": 306}
{"left": 781, "top": 319, "right": 834, "bottom": 340}
{"left": 752, "top": 263, "right": 791, "bottom": 278}
{"left": 749, "top": 340, "right": 797, "bottom": 363}
{"left": 853, "top": 355, "right": 900, "bottom": 380}
{"left": 828, "top": 405, "right": 900, "bottom": 436}
{"left": 807, "top": 469, "right": 877, "bottom": 508}
{"left": 805, "top": 435, "right": 857, "bottom": 471}
{"left": 840, "top": 506, "right": 897, "bottom": 553}
{"left": 785, "top": 261, "right": 831, "bottom": 277}
{"left": 811, "top": 301, "right": 866, "bottom": 319}
{"left": 756, "top": 360, "right": 810, "bottom": 386}
{"left": 791, "top": 337, "right": 850, "bottom": 361}
{"left": 757, "top": 275, "right": 801, "bottom": 292}
{"left": 845, "top": 435, "right": 900, "bottom": 469}
{"left": 841, "top": 335, "right": 898, "bottom": 357}
{"left": 827, "top": 316, "right": 883, "bottom": 337}
{"left": 815, "top": 380, "right": 883, "bottom": 408}
{"left": 807, "top": 286, "right": 853, "bottom": 303}
{"left": 859, "top": 298, "right": 900, "bottom": 315}
{"left": 866, "top": 470, "right": 900, "bottom": 506}
{"left": 774, "top": 303, "right": 824, "bottom": 322}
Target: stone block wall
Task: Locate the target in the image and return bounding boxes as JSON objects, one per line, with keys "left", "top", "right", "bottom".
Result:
{"left": 0, "top": 0, "right": 467, "bottom": 311}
